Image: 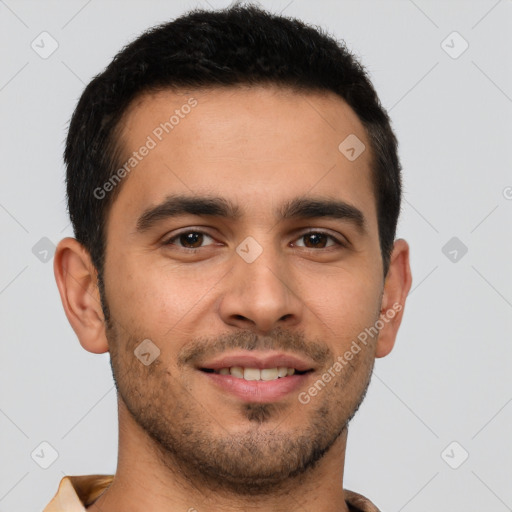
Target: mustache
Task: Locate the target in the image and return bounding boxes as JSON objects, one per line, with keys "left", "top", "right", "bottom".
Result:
{"left": 177, "top": 326, "right": 332, "bottom": 368}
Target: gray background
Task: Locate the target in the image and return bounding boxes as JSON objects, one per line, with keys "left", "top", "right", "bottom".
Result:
{"left": 1, "top": 0, "right": 511, "bottom": 510}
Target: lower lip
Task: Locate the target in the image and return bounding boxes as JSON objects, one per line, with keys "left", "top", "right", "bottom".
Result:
{"left": 201, "top": 371, "right": 311, "bottom": 403}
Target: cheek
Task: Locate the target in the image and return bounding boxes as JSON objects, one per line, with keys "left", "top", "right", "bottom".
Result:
{"left": 105, "top": 256, "right": 217, "bottom": 338}
{"left": 309, "top": 271, "right": 382, "bottom": 344}
{"left": 104, "top": 258, "right": 162, "bottom": 330}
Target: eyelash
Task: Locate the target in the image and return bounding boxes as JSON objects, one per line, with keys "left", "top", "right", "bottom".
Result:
{"left": 163, "top": 229, "right": 347, "bottom": 251}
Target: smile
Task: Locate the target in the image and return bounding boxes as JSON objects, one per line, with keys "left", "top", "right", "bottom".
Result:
{"left": 201, "top": 366, "right": 309, "bottom": 381}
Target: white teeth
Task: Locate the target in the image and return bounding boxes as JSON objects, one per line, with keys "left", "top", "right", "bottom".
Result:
{"left": 216, "top": 366, "right": 300, "bottom": 381}
{"left": 261, "top": 368, "right": 279, "bottom": 381}
{"left": 243, "top": 368, "right": 261, "bottom": 380}
{"left": 277, "top": 367, "right": 288, "bottom": 378}
{"left": 230, "top": 366, "right": 244, "bottom": 378}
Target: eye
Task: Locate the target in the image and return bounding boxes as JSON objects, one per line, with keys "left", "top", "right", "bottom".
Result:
{"left": 292, "top": 231, "right": 346, "bottom": 249}
{"left": 163, "top": 229, "right": 346, "bottom": 251}
{"left": 164, "top": 230, "right": 216, "bottom": 249}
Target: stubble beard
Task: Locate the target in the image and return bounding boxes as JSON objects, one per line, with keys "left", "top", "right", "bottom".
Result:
{"left": 106, "top": 319, "right": 375, "bottom": 496}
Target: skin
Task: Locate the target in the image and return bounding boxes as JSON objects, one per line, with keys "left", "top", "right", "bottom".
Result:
{"left": 54, "top": 85, "right": 412, "bottom": 512}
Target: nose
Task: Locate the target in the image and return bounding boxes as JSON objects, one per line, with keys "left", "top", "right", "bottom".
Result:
{"left": 218, "top": 239, "right": 303, "bottom": 334}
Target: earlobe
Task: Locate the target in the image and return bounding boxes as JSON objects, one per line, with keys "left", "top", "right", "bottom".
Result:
{"left": 53, "top": 237, "right": 109, "bottom": 354}
{"left": 375, "top": 239, "right": 412, "bottom": 358}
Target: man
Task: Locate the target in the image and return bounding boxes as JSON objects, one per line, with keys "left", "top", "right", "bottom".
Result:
{"left": 47, "top": 3, "right": 412, "bottom": 511}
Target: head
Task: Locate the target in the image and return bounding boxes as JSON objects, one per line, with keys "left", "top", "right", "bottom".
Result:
{"left": 55, "top": 3, "right": 411, "bottom": 496}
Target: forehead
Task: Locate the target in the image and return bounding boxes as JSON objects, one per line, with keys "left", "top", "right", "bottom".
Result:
{"left": 110, "top": 85, "right": 376, "bottom": 230}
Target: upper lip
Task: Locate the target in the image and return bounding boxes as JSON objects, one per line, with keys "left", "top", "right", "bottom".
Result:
{"left": 197, "top": 351, "right": 316, "bottom": 372}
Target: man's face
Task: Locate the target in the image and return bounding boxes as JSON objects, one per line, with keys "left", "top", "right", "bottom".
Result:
{"left": 102, "top": 85, "right": 385, "bottom": 493}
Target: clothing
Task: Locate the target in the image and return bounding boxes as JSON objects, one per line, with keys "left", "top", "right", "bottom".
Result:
{"left": 43, "top": 475, "right": 381, "bottom": 511}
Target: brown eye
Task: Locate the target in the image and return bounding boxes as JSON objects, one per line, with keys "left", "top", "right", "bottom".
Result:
{"left": 303, "top": 232, "right": 328, "bottom": 248}
{"left": 293, "top": 231, "right": 344, "bottom": 249}
{"left": 165, "top": 231, "right": 215, "bottom": 249}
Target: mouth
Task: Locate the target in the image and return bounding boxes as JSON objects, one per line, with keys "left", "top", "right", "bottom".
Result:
{"left": 200, "top": 366, "right": 312, "bottom": 381}
{"left": 196, "top": 352, "right": 315, "bottom": 402}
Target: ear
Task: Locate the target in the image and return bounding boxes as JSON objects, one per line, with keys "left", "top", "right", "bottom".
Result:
{"left": 375, "top": 238, "right": 412, "bottom": 358}
{"left": 53, "top": 237, "right": 109, "bottom": 354}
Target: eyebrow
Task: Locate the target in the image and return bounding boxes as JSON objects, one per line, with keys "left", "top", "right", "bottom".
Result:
{"left": 135, "top": 194, "right": 367, "bottom": 234}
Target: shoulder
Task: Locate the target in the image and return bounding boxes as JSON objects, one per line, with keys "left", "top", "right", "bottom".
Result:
{"left": 43, "top": 474, "right": 114, "bottom": 511}
{"left": 345, "top": 489, "right": 382, "bottom": 512}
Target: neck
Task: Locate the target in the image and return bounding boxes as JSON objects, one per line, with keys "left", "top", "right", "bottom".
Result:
{"left": 87, "top": 400, "right": 351, "bottom": 512}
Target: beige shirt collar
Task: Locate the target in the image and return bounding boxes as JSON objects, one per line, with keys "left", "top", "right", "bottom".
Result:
{"left": 43, "top": 475, "right": 381, "bottom": 512}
